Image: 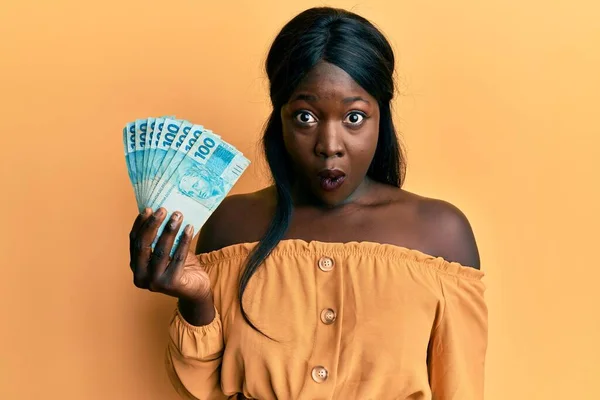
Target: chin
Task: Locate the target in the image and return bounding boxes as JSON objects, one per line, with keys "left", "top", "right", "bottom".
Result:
{"left": 310, "top": 186, "right": 356, "bottom": 208}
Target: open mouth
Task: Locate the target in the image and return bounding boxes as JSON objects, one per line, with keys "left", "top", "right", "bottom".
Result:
{"left": 318, "top": 169, "right": 346, "bottom": 192}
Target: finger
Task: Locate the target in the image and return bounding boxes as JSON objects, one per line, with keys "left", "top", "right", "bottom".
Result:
{"left": 149, "top": 212, "right": 183, "bottom": 284}
{"left": 131, "top": 208, "right": 151, "bottom": 236}
{"left": 167, "top": 224, "right": 194, "bottom": 281}
{"left": 129, "top": 208, "right": 151, "bottom": 269}
{"left": 133, "top": 208, "right": 167, "bottom": 288}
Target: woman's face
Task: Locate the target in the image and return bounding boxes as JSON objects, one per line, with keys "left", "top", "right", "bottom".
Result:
{"left": 281, "top": 61, "right": 380, "bottom": 207}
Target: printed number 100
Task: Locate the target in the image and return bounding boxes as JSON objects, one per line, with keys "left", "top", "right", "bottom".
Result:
{"left": 195, "top": 138, "right": 216, "bottom": 159}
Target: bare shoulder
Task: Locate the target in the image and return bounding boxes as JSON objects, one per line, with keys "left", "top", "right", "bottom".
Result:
{"left": 195, "top": 186, "right": 276, "bottom": 254}
{"left": 401, "top": 189, "right": 481, "bottom": 269}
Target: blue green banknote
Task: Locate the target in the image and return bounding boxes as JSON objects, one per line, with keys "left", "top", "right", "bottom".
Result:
{"left": 123, "top": 116, "right": 249, "bottom": 251}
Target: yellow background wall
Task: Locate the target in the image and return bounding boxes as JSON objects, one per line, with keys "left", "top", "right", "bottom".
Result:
{"left": 1, "top": 0, "right": 598, "bottom": 399}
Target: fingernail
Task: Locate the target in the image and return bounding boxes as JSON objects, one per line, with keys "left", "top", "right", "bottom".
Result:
{"left": 140, "top": 208, "right": 149, "bottom": 216}
{"left": 172, "top": 212, "right": 181, "bottom": 221}
{"left": 155, "top": 208, "right": 164, "bottom": 216}
{"left": 185, "top": 224, "right": 193, "bottom": 234}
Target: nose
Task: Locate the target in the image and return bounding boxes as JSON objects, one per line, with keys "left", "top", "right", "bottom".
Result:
{"left": 314, "top": 121, "right": 344, "bottom": 159}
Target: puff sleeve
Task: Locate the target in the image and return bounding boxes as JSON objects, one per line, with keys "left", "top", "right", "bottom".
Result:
{"left": 165, "top": 306, "right": 230, "bottom": 400}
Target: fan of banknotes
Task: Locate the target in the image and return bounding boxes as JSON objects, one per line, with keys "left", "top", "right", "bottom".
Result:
{"left": 123, "top": 115, "right": 250, "bottom": 250}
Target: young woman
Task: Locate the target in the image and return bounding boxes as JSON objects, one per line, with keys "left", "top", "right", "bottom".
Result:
{"left": 129, "top": 7, "right": 488, "bottom": 400}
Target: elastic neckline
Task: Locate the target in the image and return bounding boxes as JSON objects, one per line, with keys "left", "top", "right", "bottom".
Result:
{"left": 197, "top": 239, "right": 484, "bottom": 280}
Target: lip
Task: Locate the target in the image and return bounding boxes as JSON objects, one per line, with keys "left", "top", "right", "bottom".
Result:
{"left": 317, "top": 168, "right": 346, "bottom": 192}
{"left": 318, "top": 169, "right": 346, "bottom": 179}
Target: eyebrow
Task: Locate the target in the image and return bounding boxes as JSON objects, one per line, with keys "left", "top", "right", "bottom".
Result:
{"left": 290, "top": 94, "right": 370, "bottom": 105}
{"left": 342, "top": 96, "right": 370, "bottom": 105}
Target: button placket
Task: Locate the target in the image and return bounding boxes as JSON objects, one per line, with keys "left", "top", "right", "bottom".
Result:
{"left": 305, "top": 253, "right": 342, "bottom": 398}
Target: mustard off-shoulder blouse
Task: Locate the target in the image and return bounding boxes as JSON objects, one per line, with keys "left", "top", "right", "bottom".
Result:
{"left": 165, "top": 240, "right": 488, "bottom": 400}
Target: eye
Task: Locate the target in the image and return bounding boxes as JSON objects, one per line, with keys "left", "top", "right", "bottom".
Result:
{"left": 344, "top": 112, "right": 366, "bottom": 125}
{"left": 294, "top": 111, "right": 317, "bottom": 125}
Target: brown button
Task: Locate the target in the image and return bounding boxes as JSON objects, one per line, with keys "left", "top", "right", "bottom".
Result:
{"left": 317, "top": 256, "right": 334, "bottom": 272}
{"left": 311, "top": 366, "right": 328, "bottom": 383}
{"left": 320, "top": 308, "right": 337, "bottom": 325}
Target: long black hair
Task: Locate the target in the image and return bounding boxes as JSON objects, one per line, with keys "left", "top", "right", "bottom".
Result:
{"left": 239, "top": 7, "right": 407, "bottom": 335}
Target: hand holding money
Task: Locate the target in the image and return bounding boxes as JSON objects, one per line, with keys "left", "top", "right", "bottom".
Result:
{"left": 129, "top": 208, "right": 215, "bottom": 325}
{"left": 123, "top": 116, "right": 249, "bottom": 324}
